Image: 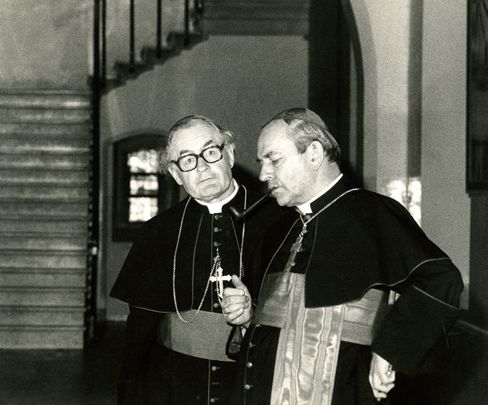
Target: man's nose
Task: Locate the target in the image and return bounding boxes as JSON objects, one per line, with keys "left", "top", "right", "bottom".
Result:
{"left": 196, "top": 156, "right": 210, "bottom": 172}
{"left": 259, "top": 165, "right": 272, "bottom": 182}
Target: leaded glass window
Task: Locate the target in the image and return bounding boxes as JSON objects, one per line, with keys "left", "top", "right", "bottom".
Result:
{"left": 113, "top": 134, "right": 179, "bottom": 241}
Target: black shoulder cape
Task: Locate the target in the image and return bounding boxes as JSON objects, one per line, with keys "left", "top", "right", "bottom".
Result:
{"left": 110, "top": 186, "right": 285, "bottom": 312}
{"left": 260, "top": 176, "right": 460, "bottom": 308}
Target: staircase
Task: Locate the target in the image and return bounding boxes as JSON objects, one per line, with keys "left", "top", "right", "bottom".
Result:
{"left": 203, "top": 0, "right": 309, "bottom": 35}
{"left": 112, "top": 31, "right": 207, "bottom": 87}
{"left": 104, "top": 0, "right": 310, "bottom": 87}
{"left": 0, "top": 90, "right": 91, "bottom": 349}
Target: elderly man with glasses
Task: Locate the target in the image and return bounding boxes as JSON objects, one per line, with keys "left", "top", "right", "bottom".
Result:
{"left": 110, "top": 115, "right": 283, "bottom": 405}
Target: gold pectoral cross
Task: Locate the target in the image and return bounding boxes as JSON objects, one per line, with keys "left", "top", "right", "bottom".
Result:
{"left": 283, "top": 224, "right": 308, "bottom": 273}
{"left": 210, "top": 254, "right": 232, "bottom": 300}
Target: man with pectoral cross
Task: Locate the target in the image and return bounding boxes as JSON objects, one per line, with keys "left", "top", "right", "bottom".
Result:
{"left": 225, "top": 108, "right": 464, "bottom": 405}
{"left": 110, "top": 115, "right": 283, "bottom": 405}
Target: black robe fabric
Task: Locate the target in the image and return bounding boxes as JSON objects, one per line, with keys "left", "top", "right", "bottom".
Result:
{"left": 231, "top": 176, "right": 464, "bottom": 405}
{"left": 110, "top": 185, "right": 284, "bottom": 405}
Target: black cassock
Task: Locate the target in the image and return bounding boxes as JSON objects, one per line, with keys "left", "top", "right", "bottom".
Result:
{"left": 111, "top": 185, "right": 283, "bottom": 405}
{"left": 231, "top": 176, "right": 464, "bottom": 405}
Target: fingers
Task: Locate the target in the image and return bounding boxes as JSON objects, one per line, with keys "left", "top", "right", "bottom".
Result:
{"left": 223, "top": 305, "right": 251, "bottom": 325}
{"left": 231, "top": 274, "right": 246, "bottom": 289}
{"left": 221, "top": 275, "right": 252, "bottom": 326}
{"left": 231, "top": 275, "right": 250, "bottom": 296}
{"left": 369, "top": 375, "right": 395, "bottom": 401}
{"left": 222, "top": 275, "right": 251, "bottom": 306}
{"left": 225, "top": 297, "right": 250, "bottom": 309}
{"left": 222, "top": 289, "right": 249, "bottom": 307}
{"left": 369, "top": 353, "right": 396, "bottom": 401}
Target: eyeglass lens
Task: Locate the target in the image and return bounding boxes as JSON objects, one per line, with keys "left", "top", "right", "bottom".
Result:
{"left": 177, "top": 144, "right": 223, "bottom": 171}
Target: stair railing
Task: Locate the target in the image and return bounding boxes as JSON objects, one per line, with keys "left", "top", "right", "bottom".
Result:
{"left": 95, "top": 0, "right": 206, "bottom": 82}
{"left": 86, "top": 0, "right": 105, "bottom": 343}
{"left": 89, "top": 0, "right": 205, "bottom": 342}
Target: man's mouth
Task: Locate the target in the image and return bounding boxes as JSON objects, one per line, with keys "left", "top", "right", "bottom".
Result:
{"left": 200, "top": 177, "right": 215, "bottom": 183}
{"left": 268, "top": 186, "right": 279, "bottom": 195}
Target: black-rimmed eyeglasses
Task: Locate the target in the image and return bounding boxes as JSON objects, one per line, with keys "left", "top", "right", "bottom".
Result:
{"left": 171, "top": 143, "right": 226, "bottom": 172}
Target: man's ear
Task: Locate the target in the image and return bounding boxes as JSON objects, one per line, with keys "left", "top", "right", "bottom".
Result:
{"left": 168, "top": 165, "right": 183, "bottom": 185}
{"left": 226, "top": 143, "right": 235, "bottom": 168}
{"left": 307, "top": 140, "right": 325, "bottom": 168}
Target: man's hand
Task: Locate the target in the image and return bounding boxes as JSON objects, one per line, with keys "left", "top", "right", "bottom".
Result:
{"left": 221, "top": 275, "right": 252, "bottom": 327}
{"left": 369, "top": 352, "right": 395, "bottom": 401}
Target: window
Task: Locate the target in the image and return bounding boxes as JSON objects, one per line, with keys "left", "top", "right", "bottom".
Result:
{"left": 112, "top": 134, "right": 179, "bottom": 241}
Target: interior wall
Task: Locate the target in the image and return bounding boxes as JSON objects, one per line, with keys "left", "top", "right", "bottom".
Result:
{"left": 0, "top": 0, "right": 91, "bottom": 89}
{"left": 349, "top": 0, "right": 470, "bottom": 305}
{"left": 102, "top": 35, "right": 308, "bottom": 320}
{"left": 421, "top": 0, "right": 470, "bottom": 305}
{"left": 349, "top": 0, "right": 412, "bottom": 192}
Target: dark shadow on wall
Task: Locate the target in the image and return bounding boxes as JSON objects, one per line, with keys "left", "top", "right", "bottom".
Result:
{"left": 308, "top": 0, "right": 365, "bottom": 185}
{"left": 232, "top": 164, "right": 266, "bottom": 194}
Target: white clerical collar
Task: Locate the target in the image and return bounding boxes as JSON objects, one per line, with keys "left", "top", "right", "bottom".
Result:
{"left": 195, "top": 179, "right": 239, "bottom": 214}
{"left": 296, "top": 173, "right": 343, "bottom": 215}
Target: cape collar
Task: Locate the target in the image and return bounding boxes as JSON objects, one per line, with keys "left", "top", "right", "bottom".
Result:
{"left": 309, "top": 175, "right": 357, "bottom": 214}
{"left": 296, "top": 174, "right": 343, "bottom": 215}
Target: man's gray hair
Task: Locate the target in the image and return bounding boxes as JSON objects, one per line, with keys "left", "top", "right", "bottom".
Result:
{"left": 263, "top": 108, "right": 341, "bottom": 163}
{"left": 159, "top": 115, "right": 234, "bottom": 173}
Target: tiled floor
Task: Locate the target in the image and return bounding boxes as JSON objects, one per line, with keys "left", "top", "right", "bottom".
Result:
{"left": 0, "top": 322, "right": 487, "bottom": 405}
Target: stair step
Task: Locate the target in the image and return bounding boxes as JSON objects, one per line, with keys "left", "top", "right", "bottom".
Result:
{"left": 0, "top": 108, "right": 91, "bottom": 124}
{"left": 113, "top": 32, "right": 205, "bottom": 85}
{"left": 0, "top": 200, "right": 88, "bottom": 218}
{"left": 0, "top": 152, "right": 89, "bottom": 169}
{"left": 0, "top": 235, "right": 86, "bottom": 251}
{"left": 0, "top": 305, "right": 85, "bottom": 326}
{"left": 0, "top": 268, "right": 85, "bottom": 288}
{"left": 0, "top": 168, "right": 89, "bottom": 185}
{"left": 0, "top": 90, "right": 90, "bottom": 350}
{"left": 0, "top": 287, "right": 85, "bottom": 306}
{"left": 0, "top": 121, "right": 92, "bottom": 137}
{"left": 0, "top": 91, "right": 90, "bottom": 110}
{"left": 0, "top": 88, "right": 90, "bottom": 96}
{"left": 0, "top": 137, "right": 90, "bottom": 153}
{"left": 0, "top": 183, "right": 89, "bottom": 199}
{"left": 0, "top": 251, "right": 87, "bottom": 270}
{"left": 0, "top": 325, "right": 84, "bottom": 349}
{"left": 0, "top": 217, "right": 87, "bottom": 234}
{"left": 0, "top": 216, "right": 88, "bottom": 232}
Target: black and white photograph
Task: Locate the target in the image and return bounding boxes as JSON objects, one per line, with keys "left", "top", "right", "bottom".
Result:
{"left": 0, "top": 1, "right": 487, "bottom": 404}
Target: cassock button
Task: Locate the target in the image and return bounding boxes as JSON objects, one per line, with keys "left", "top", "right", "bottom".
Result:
{"left": 244, "top": 384, "right": 253, "bottom": 390}
{"left": 214, "top": 214, "right": 223, "bottom": 220}
{"left": 213, "top": 241, "right": 222, "bottom": 247}
{"left": 213, "top": 302, "right": 220, "bottom": 309}
{"left": 246, "top": 361, "right": 253, "bottom": 368}
{"left": 211, "top": 365, "right": 220, "bottom": 371}
{"left": 213, "top": 226, "right": 221, "bottom": 232}
{"left": 210, "top": 398, "right": 218, "bottom": 403}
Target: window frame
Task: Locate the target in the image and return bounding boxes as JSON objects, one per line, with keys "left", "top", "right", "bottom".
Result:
{"left": 112, "top": 133, "right": 178, "bottom": 242}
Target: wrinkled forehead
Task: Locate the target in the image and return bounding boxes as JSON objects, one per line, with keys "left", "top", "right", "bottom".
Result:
{"left": 257, "top": 120, "right": 295, "bottom": 157}
{"left": 169, "top": 122, "right": 223, "bottom": 156}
